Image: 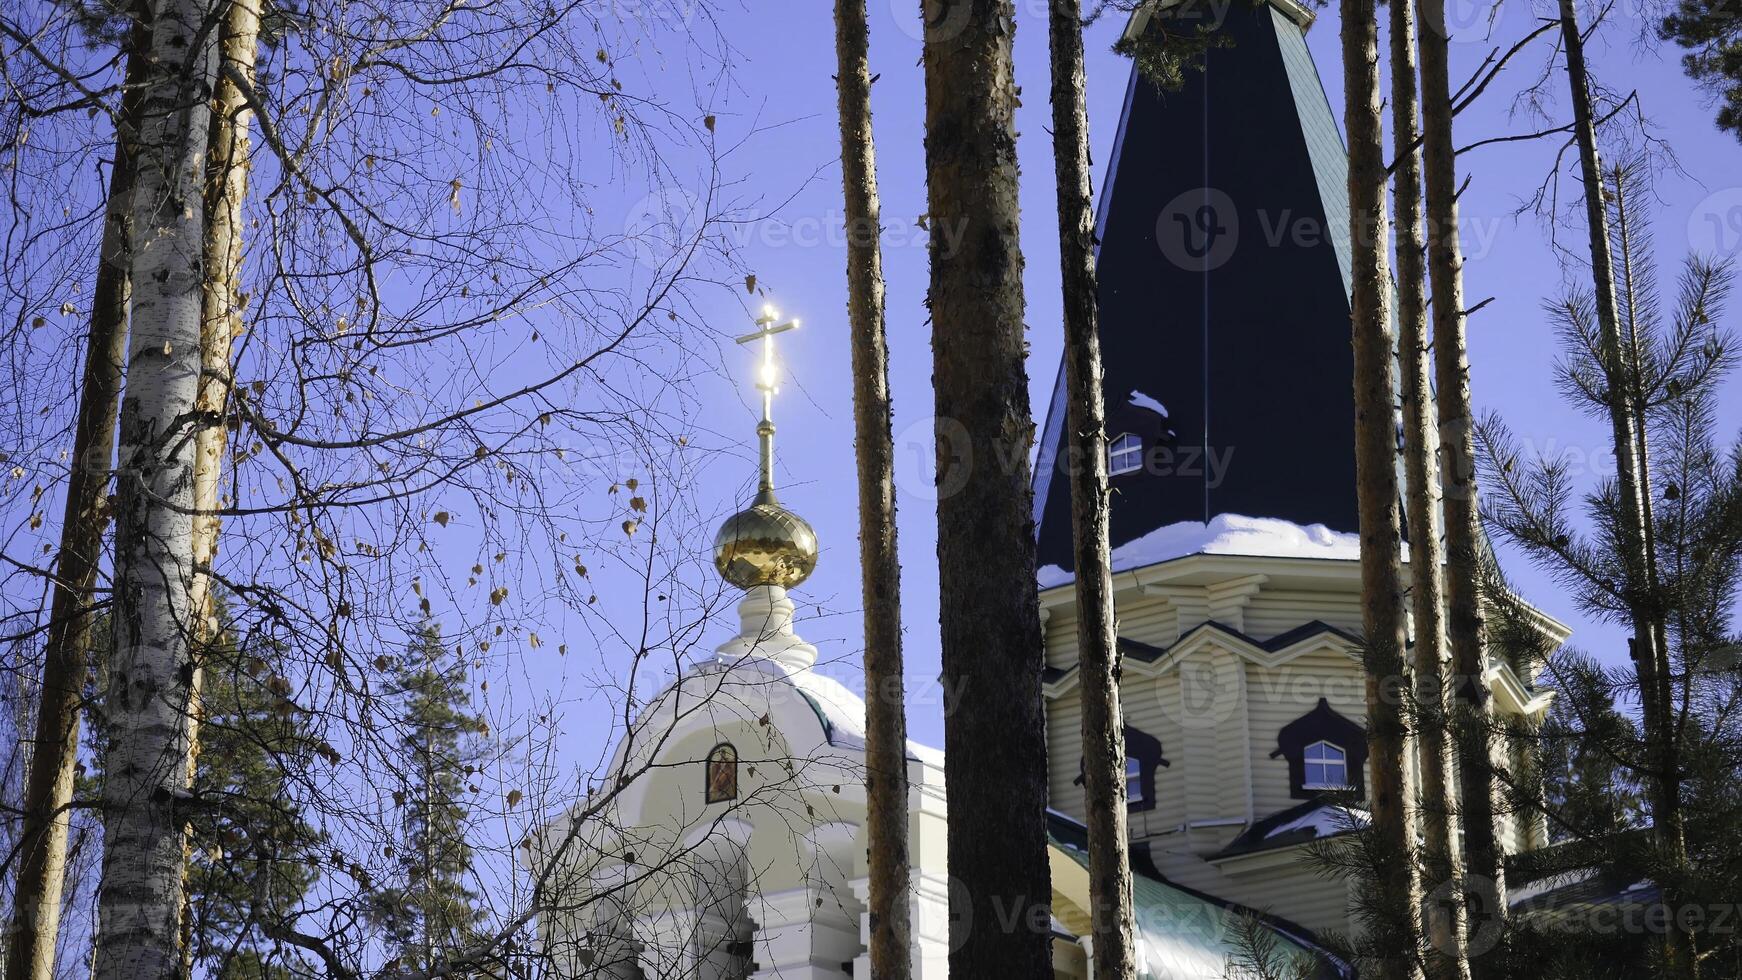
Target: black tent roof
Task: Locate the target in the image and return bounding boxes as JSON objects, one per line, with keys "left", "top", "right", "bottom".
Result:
{"left": 1033, "top": 0, "right": 1360, "bottom": 572}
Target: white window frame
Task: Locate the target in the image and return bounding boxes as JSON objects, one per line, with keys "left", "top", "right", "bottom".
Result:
{"left": 1302, "top": 740, "right": 1349, "bottom": 790}
{"left": 1108, "top": 433, "right": 1144, "bottom": 476}
{"left": 1125, "top": 756, "right": 1144, "bottom": 803}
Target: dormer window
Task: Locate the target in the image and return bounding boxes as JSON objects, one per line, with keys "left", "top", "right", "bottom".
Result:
{"left": 1271, "top": 698, "right": 1367, "bottom": 800}
{"left": 1303, "top": 740, "right": 1349, "bottom": 790}
{"left": 1076, "top": 725, "right": 1169, "bottom": 812}
{"left": 1109, "top": 433, "right": 1144, "bottom": 475}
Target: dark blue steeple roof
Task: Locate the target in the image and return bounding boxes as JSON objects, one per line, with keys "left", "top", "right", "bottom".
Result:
{"left": 1033, "top": 1, "right": 1360, "bottom": 572}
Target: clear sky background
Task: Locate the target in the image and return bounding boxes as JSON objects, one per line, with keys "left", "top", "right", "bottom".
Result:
{"left": 611, "top": 0, "right": 1742, "bottom": 757}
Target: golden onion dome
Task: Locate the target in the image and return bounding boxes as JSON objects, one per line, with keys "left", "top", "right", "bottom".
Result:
{"left": 712, "top": 491, "right": 819, "bottom": 590}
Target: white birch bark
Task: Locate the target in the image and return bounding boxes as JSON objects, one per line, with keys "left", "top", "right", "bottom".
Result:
{"left": 193, "top": 0, "right": 258, "bottom": 638}
{"left": 93, "top": 0, "right": 218, "bottom": 974}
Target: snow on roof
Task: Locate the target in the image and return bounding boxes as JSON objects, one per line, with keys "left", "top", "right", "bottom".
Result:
{"left": 1037, "top": 513, "right": 1362, "bottom": 588}
{"left": 1507, "top": 868, "right": 1597, "bottom": 907}
{"left": 792, "top": 668, "right": 944, "bottom": 767}
{"left": 1127, "top": 388, "right": 1169, "bottom": 417}
{"left": 1264, "top": 803, "right": 1369, "bottom": 841}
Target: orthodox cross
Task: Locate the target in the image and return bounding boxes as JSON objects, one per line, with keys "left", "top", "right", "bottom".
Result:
{"left": 735, "top": 307, "right": 799, "bottom": 500}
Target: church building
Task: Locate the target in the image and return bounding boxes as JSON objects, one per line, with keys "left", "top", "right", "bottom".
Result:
{"left": 528, "top": 1, "right": 1566, "bottom": 976}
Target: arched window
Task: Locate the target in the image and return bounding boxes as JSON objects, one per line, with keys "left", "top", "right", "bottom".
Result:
{"left": 1303, "top": 740, "right": 1348, "bottom": 790}
{"left": 705, "top": 743, "right": 738, "bottom": 803}
{"left": 1108, "top": 433, "right": 1144, "bottom": 475}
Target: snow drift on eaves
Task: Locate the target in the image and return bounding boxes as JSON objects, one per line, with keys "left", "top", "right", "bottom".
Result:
{"left": 1036, "top": 513, "right": 1362, "bottom": 588}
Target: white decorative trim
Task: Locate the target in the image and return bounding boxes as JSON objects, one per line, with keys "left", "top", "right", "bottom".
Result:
{"left": 716, "top": 585, "right": 818, "bottom": 671}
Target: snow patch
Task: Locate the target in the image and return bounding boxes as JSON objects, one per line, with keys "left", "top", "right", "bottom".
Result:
{"left": 1037, "top": 514, "right": 1362, "bottom": 588}
{"left": 1265, "top": 804, "right": 1370, "bottom": 841}
{"left": 1507, "top": 869, "right": 1597, "bottom": 906}
{"left": 792, "top": 669, "right": 943, "bottom": 766}
{"left": 1127, "top": 389, "right": 1169, "bottom": 417}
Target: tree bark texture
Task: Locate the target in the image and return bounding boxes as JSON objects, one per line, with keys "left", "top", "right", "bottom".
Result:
{"left": 3, "top": 14, "right": 150, "bottom": 980}
{"left": 833, "top": 1, "right": 911, "bottom": 976}
{"left": 1556, "top": 2, "right": 1696, "bottom": 973}
{"left": 1046, "top": 1, "right": 1136, "bottom": 977}
{"left": 194, "top": 0, "right": 258, "bottom": 658}
{"left": 92, "top": 0, "right": 219, "bottom": 974}
{"left": 1388, "top": 2, "right": 1471, "bottom": 976}
{"left": 1342, "top": 0, "right": 1426, "bottom": 973}
{"left": 171, "top": 4, "right": 259, "bottom": 970}
{"left": 920, "top": 2, "right": 1052, "bottom": 975}
{"left": 1610, "top": 172, "right": 1674, "bottom": 732}
{"left": 1415, "top": 0, "right": 1511, "bottom": 961}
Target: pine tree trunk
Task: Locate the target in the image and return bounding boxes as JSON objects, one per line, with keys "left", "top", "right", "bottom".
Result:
{"left": 920, "top": 2, "right": 1051, "bottom": 975}
{"left": 91, "top": 0, "right": 218, "bottom": 974}
{"left": 2, "top": 15, "right": 150, "bottom": 980}
{"left": 1342, "top": 0, "right": 1425, "bottom": 972}
{"left": 832, "top": 2, "right": 911, "bottom": 976}
{"left": 1389, "top": 3, "right": 1470, "bottom": 976}
{"left": 1555, "top": 3, "right": 1696, "bottom": 973}
{"left": 1610, "top": 171, "right": 1674, "bottom": 718}
{"left": 1415, "top": 0, "right": 1511, "bottom": 963}
{"left": 1611, "top": 169, "right": 1659, "bottom": 597}
{"left": 1046, "top": 2, "right": 1135, "bottom": 977}
{"left": 1610, "top": 170, "right": 1679, "bottom": 882}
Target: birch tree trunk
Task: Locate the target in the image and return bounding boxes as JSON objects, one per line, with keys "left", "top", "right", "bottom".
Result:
{"left": 832, "top": 2, "right": 911, "bottom": 976}
{"left": 1415, "top": 0, "right": 1510, "bottom": 961}
{"left": 2, "top": 15, "right": 150, "bottom": 980}
{"left": 171, "top": 5, "right": 259, "bottom": 970}
{"left": 1556, "top": 3, "right": 1696, "bottom": 973}
{"left": 1389, "top": 2, "right": 1470, "bottom": 975}
{"left": 194, "top": 0, "right": 257, "bottom": 660}
{"left": 92, "top": 0, "right": 219, "bottom": 974}
{"left": 1046, "top": 2, "right": 1135, "bottom": 976}
{"left": 920, "top": 2, "right": 1051, "bottom": 975}
{"left": 1342, "top": 0, "right": 1425, "bottom": 971}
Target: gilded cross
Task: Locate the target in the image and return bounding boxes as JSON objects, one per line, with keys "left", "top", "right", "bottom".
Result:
{"left": 736, "top": 307, "right": 799, "bottom": 500}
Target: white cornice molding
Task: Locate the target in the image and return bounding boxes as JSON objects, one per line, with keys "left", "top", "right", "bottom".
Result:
{"left": 1488, "top": 661, "right": 1555, "bottom": 718}
{"left": 1039, "top": 552, "right": 1363, "bottom": 611}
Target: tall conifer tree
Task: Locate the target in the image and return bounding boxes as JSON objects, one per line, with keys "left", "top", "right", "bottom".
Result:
{"left": 367, "top": 623, "right": 489, "bottom": 972}
{"left": 182, "top": 610, "right": 322, "bottom": 980}
{"left": 832, "top": 2, "right": 911, "bottom": 975}
{"left": 1342, "top": 0, "right": 1426, "bottom": 970}
{"left": 1554, "top": 3, "right": 1697, "bottom": 972}
{"left": 1390, "top": 0, "right": 1470, "bottom": 973}
{"left": 1416, "top": 0, "right": 1513, "bottom": 959}
{"left": 919, "top": 1, "right": 1052, "bottom": 974}
{"left": 1047, "top": 1, "right": 1136, "bottom": 976}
